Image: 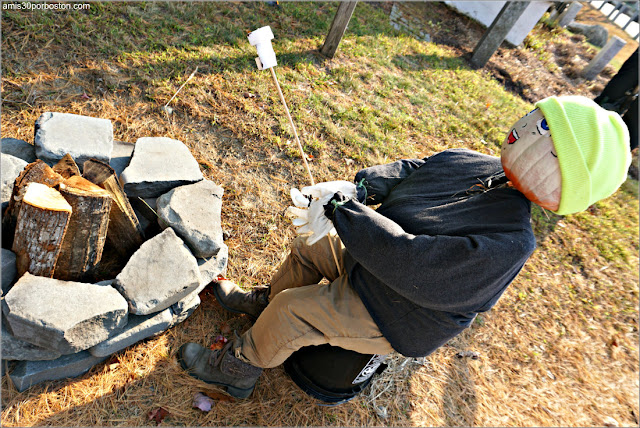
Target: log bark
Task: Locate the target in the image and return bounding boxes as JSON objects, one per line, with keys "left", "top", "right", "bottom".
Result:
{"left": 54, "top": 175, "right": 113, "bottom": 281}
{"left": 12, "top": 182, "right": 72, "bottom": 278}
{"left": 82, "top": 159, "right": 144, "bottom": 260}
{"left": 2, "top": 160, "right": 64, "bottom": 249}
{"left": 52, "top": 153, "right": 81, "bottom": 179}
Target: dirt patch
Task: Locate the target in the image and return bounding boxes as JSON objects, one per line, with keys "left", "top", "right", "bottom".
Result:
{"left": 388, "top": 1, "right": 637, "bottom": 104}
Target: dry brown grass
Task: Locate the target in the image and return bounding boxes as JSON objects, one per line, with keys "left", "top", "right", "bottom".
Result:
{"left": 1, "top": 2, "right": 638, "bottom": 426}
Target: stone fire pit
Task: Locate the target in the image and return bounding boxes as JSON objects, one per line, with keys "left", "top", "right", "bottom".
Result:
{"left": 1, "top": 112, "right": 228, "bottom": 392}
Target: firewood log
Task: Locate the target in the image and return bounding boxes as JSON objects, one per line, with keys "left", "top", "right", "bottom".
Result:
{"left": 12, "top": 182, "right": 72, "bottom": 278}
{"left": 54, "top": 176, "right": 113, "bottom": 281}
{"left": 2, "top": 160, "right": 64, "bottom": 249}
{"left": 52, "top": 153, "right": 81, "bottom": 179}
{"left": 82, "top": 159, "right": 144, "bottom": 260}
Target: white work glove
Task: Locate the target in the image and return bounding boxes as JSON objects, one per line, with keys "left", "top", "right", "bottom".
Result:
{"left": 285, "top": 181, "right": 357, "bottom": 245}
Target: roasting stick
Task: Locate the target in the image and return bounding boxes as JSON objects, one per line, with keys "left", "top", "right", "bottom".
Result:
{"left": 248, "top": 26, "right": 342, "bottom": 275}
{"left": 268, "top": 67, "right": 314, "bottom": 186}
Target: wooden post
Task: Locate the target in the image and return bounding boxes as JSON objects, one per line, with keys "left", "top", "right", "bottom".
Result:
{"left": 320, "top": 1, "right": 358, "bottom": 58}
{"left": 554, "top": 2, "right": 584, "bottom": 28}
{"left": 582, "top": 36, "right": 627, "bottom": 80}
{"left": 469, "top": 2, "right": 529, "bottom": 69}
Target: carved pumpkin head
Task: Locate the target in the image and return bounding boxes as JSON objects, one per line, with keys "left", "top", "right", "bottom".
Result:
{"left": 501, "top": 108, "right": 562, "bottom": 212}
{"left": 501, "top": 96, "right": 631, "bottom": 215}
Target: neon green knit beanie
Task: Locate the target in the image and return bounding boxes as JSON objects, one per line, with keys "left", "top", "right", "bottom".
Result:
{"left": 535, "top": 96, "right": 631, "bottom": 215}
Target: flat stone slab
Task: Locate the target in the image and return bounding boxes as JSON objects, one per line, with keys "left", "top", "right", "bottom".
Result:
{"left": 34, "top": 112, "right": 113, "bottom": 167}
{"left": 9, "top": 351, "right": 108, "bottom": 392}
{"left": 2, "top": 248, "right": 18, "bottom": 295}
{"left": 198, "top": 243, "right": 228, "bottom": 287}
{"left": 114, "top": 227, "right": 201, "bottom": 315}
{"left": 2, "top": 273, "right": 129, "bottom": 355}
{"left": 109, "top": 140, "right": 135, "bottom": 177}
{"left": 89, "top": 309, "right": 172, "bottom": 358}
{"left": 157, "top": 180, "right": 224, "bottom": 258}
{"left": 120, "top": 137, "right": 203, "bottom": 198}
{"left": 2, "top": 323, "right": 62, "bottom": 361}
{"left": 2, "top": 153, "right": 28, "bottom": 210}
{"left": 1, "top": 138, "right": 36, "bottom": 163}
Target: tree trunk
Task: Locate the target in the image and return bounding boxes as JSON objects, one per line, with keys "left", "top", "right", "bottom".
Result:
{"left": 52, "top": 153, "right": 81, "bottom": 179}
{"left": 82, "top": 159, "right": 144, "bottom": 260}
{"left": 54, "top": 175, "right": 113, "bottom": 281}
{"left": 12, "top": 182, "right": 72, "bottom": 278}
{"left": 2, "top": 160, "right": 64, "bottom": 249}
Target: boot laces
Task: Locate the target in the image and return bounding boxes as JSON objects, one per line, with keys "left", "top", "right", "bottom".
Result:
{"left": 208, "top": 340, "right": 234, "bottom": 367}
{"left": 248, "top": 286, "right": 269, "bottom": 305}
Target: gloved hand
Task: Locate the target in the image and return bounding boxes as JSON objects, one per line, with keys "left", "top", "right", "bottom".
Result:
{"left": 323, "top": 191, "right": 351, "bottom": 221}
{"left": 285, "top": 181, "right": 356, "bottom": 245}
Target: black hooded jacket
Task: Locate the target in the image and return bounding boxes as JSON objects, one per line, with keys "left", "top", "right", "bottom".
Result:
{"left": 332, "top": 149, "right": 536, "bottom": 357}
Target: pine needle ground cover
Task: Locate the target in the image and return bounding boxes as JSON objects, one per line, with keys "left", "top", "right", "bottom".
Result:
{"left": 1, "top": 2, "right": 638, "bottom": 426}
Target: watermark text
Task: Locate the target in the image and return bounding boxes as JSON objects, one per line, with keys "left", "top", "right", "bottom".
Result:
{"left": 2, "top": 2, "right": 91, "bottom": 11}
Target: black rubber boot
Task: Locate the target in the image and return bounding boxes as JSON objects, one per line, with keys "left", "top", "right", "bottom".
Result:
{"left": 212, "top": 280, "right": 269, "bottom": 319}
{"left": 178, "top": 340, "right": 262, "bottom": 399}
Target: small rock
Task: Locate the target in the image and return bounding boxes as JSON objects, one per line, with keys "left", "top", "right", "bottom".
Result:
{"left": 9, "top": 351, "right": 108, "bottom": 392}
{"left": 34, "top": 112, "right": 113, "bottom": 168}
{"left": 197, "top": 243, "right": 229, "bottom": 286}
{"left": 120, "top": 137, "right": 203, "bottom": 198}
{"left": 157, "top": 180, "right": 224, "bottom": 258}
{"left": 89, "top": 309, "right": 173, "bottom": 357}
{"left": 1, "top": 153, "right": 28, "bottom": 211}
{"left": 1, "top": 248, "right": 18, "bottom": 294}
{"left": 1, "top": 138, "right": 36, "bottom": 163}
{"left": 2, "top": 273, "right": 129, "bottom": 354}
{"left": 114, "top": 228, "right": 201, "bottom": 315}
{"left": 567, "top": 22, "right": 608, "bottom": 48}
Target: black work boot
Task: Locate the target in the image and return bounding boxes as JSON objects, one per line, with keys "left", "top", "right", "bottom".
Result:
{"left": 178, "top": 340, "right": 262, "bottom": 399}
{"left": 212, "top": 280, "right": 270, "bottom": 319}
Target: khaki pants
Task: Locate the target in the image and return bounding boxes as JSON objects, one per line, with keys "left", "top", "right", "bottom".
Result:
{"left": 237, "top": 235, "right": 394, "bottom": 368}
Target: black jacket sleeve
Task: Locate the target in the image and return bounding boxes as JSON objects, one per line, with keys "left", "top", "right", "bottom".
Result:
{"left": 332, "top": 199, "right": 536, "bottom": 313}
{"left": 354, "top": 158, "right": 426, "bottom": 205}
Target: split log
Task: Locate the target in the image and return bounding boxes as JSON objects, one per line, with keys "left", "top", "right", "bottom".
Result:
{"left": 2, "top": 160, "right": 64, "bottom": 249}
{"left": 82, "top": 159, "right": 144, "bottom": 259}
{"left": 52, "top": 153, "right": 81, "bottom": 179}
{"left": 12, "top": 182, "right": 72, "bottom": 278}
{"left": 54, "top": 176, "right": 113, "bottom": 281}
